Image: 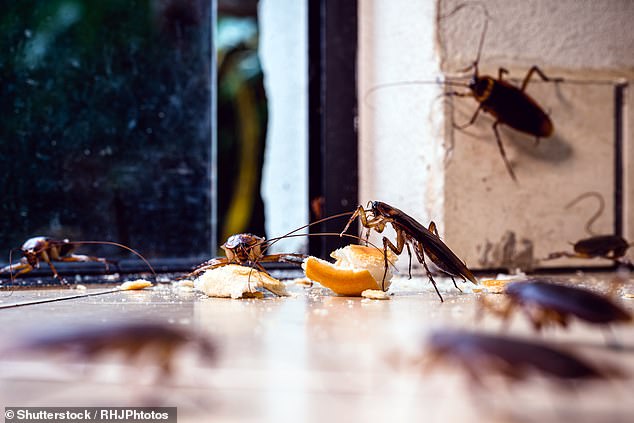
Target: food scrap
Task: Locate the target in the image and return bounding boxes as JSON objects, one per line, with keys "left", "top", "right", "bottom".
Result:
{"left": 303, "top": 244, "right": 397, "bottom": 296}
{"left": 361, "top": 289, "right": 390, "bottom": 300}
{"left": 481, "top": 279, "right": 510, "bottom": 294}
{"left": 195, "top": 264, "right": 288, "bottom": 299}
{"left": 119, "top": 279, "right": 153, "bottom": 291}
{"left": 481, "top": 272, "right": 527, "bottom": 294}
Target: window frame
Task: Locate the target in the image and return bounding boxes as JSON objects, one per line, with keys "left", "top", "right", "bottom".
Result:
{"left": 308, "top": 0, "right": 359, "bottom": 257}
{"left": 1, "top": 0, "right": 359, "bottom": 285}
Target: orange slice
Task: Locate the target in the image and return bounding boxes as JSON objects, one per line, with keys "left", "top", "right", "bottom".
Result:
{"left": 303, "top": 245, "right": 397, "bottom": 296}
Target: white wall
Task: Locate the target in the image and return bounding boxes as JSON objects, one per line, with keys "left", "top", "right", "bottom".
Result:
{"left": 359, "top": 0, "right": 634, "bottom": 271}
{"left": 359, "top": 0, "right": 443, "bottom": 273}
{"left": 259, "top": 0, "right": 308, "bottom": 252}
{"left": 440, "top": 0, "right": 634, "bottom": 76}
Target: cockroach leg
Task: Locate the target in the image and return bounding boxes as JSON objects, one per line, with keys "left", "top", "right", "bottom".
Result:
{"left": 381, "top": 232, "right": 405, "bottom": 290}
{"left": 492, "top": 121, "right": 517, "bottom": 182}
{"left": 453, "top": 100, "right": 482, "bottom": 131}
{"left": 498, "top": 67, "right": 509, "bottom": 80}
{"left": 520, "top": 65, "right": 560, "bottom": 92}
{"left": 450, "top": 276, "right": 462, "bottom": 293}
{"left": 405, "top": 243, "right": 413, "bottom": 279}
{"left": 415, "top": 246, "right": 444, "bottom": 302}
{"left": 477, "top": 295, "right": 514, "bottom": 328}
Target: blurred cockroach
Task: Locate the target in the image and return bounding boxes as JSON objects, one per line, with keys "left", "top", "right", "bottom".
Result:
{"left": 340, "top": 201, "right": 477, "bottom": 302}
{"left": 544, "top": 192, "right": 632, "bottom": 267}
{"left": 440, "top": 3, "right": 561, "bottom": 182}
{"left": 0, "top": 236, "right": 155, "bottom": 284}
{"left": 7, "top": 322, "right": 217, "bottom": 377}
{"left": 425, "top": 329, "right": 609, "bottom": 385}
{"left": 479, "top": 279, "right": 631, "bottom": 331}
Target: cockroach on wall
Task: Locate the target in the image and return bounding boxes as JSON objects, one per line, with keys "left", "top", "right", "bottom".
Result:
{"left": 544, "top": 192, "right": 632, "bottom": 267}
{"left": 439, "top": 2, "right": 562, "bottom": 182}
{"left": 0, "top": 236, "right": 155, "bottom": 284}
{"left": 366, "top": 3, "right": 562, "bottom": 182}
{"left": 340, "top": 201, "right": 477, "bottom": 302}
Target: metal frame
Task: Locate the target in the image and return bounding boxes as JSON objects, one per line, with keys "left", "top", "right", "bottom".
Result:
{"left": 308, "top": 0, "right": 359, "bottom": 257}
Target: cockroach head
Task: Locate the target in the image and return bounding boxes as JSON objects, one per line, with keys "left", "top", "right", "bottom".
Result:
{"left": 468, "top": 76, "right": 488, "bottom": 96}
{"left": 23, "top": 250, "right": 39, "bottom": 267}
{"left": 223, "top": 233, "right": 264, "bottom": 250}
{"left": 371, "top": 201, "right": 399, "bottom": 219}
{"left": 369, "top": 201, "right": 382, "bottom": 213}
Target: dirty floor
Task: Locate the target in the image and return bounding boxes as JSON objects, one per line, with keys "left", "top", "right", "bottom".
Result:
{"left": 0, "top": 273, "right": 633, "bottom": 423}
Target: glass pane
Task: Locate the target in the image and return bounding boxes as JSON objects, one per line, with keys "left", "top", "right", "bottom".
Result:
{"left": 0, "top": 1, "right": 212, "bottom": 264}
{"left": 217, "top": 0, "right": 309, "bottom": 254}
{"left": 216, "top": 8, "right": 266, "bottom": 247}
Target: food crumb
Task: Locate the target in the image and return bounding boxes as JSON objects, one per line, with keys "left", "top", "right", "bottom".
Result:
{"left": 175, "top": 280, "right": 195, "bottom": 288}
{"left": 482, "top": 279, "right": 512, "bottom": 294}
{"left": 290, "top": 277, "right": 313, "bottom": 287}
{"left": 361, "top": 289, "right": 390, "bottom": 300}
{"left": 119, "top": 279, "right": 153, "bottom": 291}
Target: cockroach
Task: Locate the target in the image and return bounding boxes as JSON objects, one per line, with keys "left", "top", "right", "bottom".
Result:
{"left": 7, "top": 322, "right": 217, "bottom": 377}
{"left": 184, "top": 211, "right": 386, "bottom": 280}
{"left": 367, "top": 3, "right": 561, "bottom": 182}
{"left": 439, "top": 3, "right": 561, "bottom": 182}
{"left": 0, "top": 236, "right": 155, "bottom": 284}
{"left": 544, "top": 192, "right": 633, "bottom": 267}
{"left": 546, "top": 235, "right": 632, "bottom": 266}
{"left": 340, "top": 201, "right": 478, "bottom": 302}
{"left": 480, "top": 279, "right": 631, "bottom": 331}
{"left": 184, "top": 232, "right": 309, "bottom": 279}
{"left": 425, "top": 329, "right": 608, "bottom": 385}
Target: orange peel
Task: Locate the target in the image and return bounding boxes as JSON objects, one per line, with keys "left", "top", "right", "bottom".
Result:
{"left": 303, "top": 244, "right": 397, "bottom": 296}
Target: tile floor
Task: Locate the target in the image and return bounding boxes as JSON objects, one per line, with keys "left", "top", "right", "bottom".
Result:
{"left": 0, "top": 272, "right": 633, "bottom": 423}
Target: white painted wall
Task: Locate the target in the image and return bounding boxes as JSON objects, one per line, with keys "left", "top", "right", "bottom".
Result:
{"left": 359, "top": 0, "right": 634, "bottom": 271}
{"left": 259, "top": 0, "right": 308, "bottom": 253}
{"left": 440, "top": 0, "right": 634, "bottom": 269}
{"left": 359, "top": 0, "right": 443, "bottom": 273}
{"left": 440, "top": 0, "right": 634, "bottom": 76}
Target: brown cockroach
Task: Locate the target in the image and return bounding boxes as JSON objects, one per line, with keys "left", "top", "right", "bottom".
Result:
{"left": 340, "top": 201, "right": 477, "bottom": 302}
{"left": 8, "top": 322, "right": 217, "bottom": 377}
{"left": 184, "top": 211, "right": 387, "bottom": 281}
{"left": 367, "top": 3, "right": 561, "bottom": 182}
{"left": 545, "top": 235, "right": 632, "bottom": 267}
{"left": 425, "top": 329, "right": 609, "bottom": 385}
{"left": 480, "top": 279, "right": 631, "bottom": 331}
{"left": 544, "top": 192, "right": 632, "bottom": 267}
{"left": 184, "top": 233, "right": 309, "bottom": 279}
{"left": 0, "top": 236, "right": 155, "bottom": 284}
{"left": 439, "top": 3, "right": 561, "bottom": 182}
